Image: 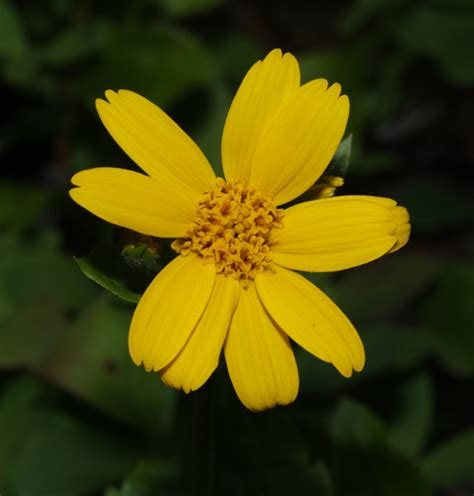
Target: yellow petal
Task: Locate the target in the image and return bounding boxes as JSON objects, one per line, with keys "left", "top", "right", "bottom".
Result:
{"left": 270, "top": 195, "right": 410, "bottom": 272}
{"left": 255, "top": 266, "right": 364, "bottom": 377}
{"left": 224, "top": 282, "right": 299, "bottom": 411}
{"left": 70, "top": 167, "right": 198, "bottom": 238}
{"left": 160, "top": 275, "right": 240, "bottom": 393}
{"left": 249, "top": 81, "right": 349, "bottom": 205}
{"left": 129, "top": 254, "right": 216, "bottom": 372}
{"left": 222, "top": 49, "right": 300, "bottom": 184}
{"left": 96, "top": 89, "right": 216, "bottom": 193}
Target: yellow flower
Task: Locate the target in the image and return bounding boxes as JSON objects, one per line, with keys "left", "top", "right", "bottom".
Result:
{"left": 70, "top": 49, "right": 410, "bottom": 411}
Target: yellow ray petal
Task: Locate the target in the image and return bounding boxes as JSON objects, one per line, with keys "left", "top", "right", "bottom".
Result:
{"left": 270, "top": 195, "right": 410, "bottom": 272}
{"left": 129, "top": 254, "right": 216, "bottom": 372}
{"left": 224, "top": 282, "right": 299, "bottom": 411}
{"left": 96, "top": 90, "right": 216, "bottom": 194}
{"left": 222, "top": 48, "right": 300, "bottom": 184}
{"left": 160, "top": 275, "right": 240, "bottom": 393}
{"left": 249, "top": 80, "right": 349, "bottom": 205}
{"left": 255, "top": 266, "right": 364, "bottom": 377}
{"left": 70, "top": 167, "right": 199, "bottom": 238}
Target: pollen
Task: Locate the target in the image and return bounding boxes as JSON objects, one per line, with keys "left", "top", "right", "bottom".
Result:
{"left": 172, "top": 178, "right": 284, "bottom": 285}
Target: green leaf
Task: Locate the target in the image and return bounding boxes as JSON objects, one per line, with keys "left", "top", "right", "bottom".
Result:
{"left": 325, "top": 134, "right": 352, "bottom": 177}
{"left": 80, "top": 25, "right": 214, "bottom": 108}
{"left": 14, "top": 412, "right": 137, "bottom": 496}
{"left": 74, "top": 249, "right": 142, "bottom": 304}
{"left": 0, "top": 232, "right": 96, "bottom": 321}
{"left": 0, "top": 182, "right": 51, "bottom": 232}
{"left": 421, "top": 263, "right": 474, "bottom": 376}
{"left": 398, "top": 4, "right": 474, "bottom": 85}
{"left": 0, "top": 0, "right": 27, "bottom": 59}
{"left": 0, "top": 300, "right": 67, "bottom": 369}
{"left": 332, "top": 253, "right": 440, "bottom": 323}
{"left": 39, "top": 296, "right": 175, "bottom": 437}
{"left": 331, "top": 398, "right": 386, "bottom": 447}
{"left": 422, "top": 429, "right": 474, "bottom": 487}
{"left": 158, "top": 0, "right": 222, "bottom": 17}
{"left": 104, "top": 460, "right": 177, "bottom": 496}
{"left": 388, "top": 373, "right": 434, "bottom": 457}
{"left": 37, "top": 22, "right": 106, "bottom": 67}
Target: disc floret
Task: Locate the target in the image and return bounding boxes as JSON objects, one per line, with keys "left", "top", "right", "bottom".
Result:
{"left": 172, "top": 178, "right": 284, "bottom": 285}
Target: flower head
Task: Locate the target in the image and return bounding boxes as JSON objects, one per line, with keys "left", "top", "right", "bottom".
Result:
{"left": 70, "top": 49, "right": 410, "bottom": 411}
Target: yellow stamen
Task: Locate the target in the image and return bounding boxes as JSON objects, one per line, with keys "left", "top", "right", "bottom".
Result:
{"left": 172, "top": 178, "right": 284, "bottom": 286}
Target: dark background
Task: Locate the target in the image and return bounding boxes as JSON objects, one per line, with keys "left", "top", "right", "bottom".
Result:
{"left": 0, "top": 0, "right": 473, "bottom": 495}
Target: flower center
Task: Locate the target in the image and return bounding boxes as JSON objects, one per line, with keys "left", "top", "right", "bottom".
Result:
{"left": 172, "top": 178, "right": 284, "bottom": 285}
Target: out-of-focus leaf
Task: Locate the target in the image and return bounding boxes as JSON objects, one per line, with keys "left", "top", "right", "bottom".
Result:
{"left": 388, "top": 373, "right": 434, "bottom": 457}
{"left": 330, "top": 399, "right": 431, "bottom": 496}
{"left": 398, "top": 5, "right": 474, "bottom": 85}
{"left": 0, "top": 300, "right": 67, "bottom": 369}
{"left": 298, "top": 326, "right": 431, "bottom": 394}
{"left": 40, "top": 296, "right": 175, "bottom": 436}
{"left": 422, "top": 429, "right": 474, "bottom": 487}
{"left": 0, "top": 376, "right": 136, "bottom": 496}
{"left": 215, "top": 34, "right": 263, "bottom": 83}
{"left": 398, "top": 179, "right": 473, "bottom": 235}
{"left": 421, "top": 263, "right": 474, "bottom": 376}
{"left": 0, "top": 0, "right": 27, "bottom": 59}
{"left": 0, "top": 377, "right": 48, "bottom": 496}
{"left": 0, "top": 232, "right": 96, "bottom": 321}
{"left": 104, "top": 460, "right": 177, "bottom": 496}
{"left": 158, "top": 0, "right": 222, "bottom": 17}
{"left": 331, "top": 398, "right": 386, "bottom": 447}
{"left": 37, "top": 22, "right": 106, "bottom": 66}
{"left": 332, "top": 253, "right": 440, "bottom": 323}
{"left": 194, "top": 81, "right": 232, "bottom": 175}
{"left": 15, "top": 411, "right": 136, "bottom": 496}
{"left": 0, "top": 182, "right": 51, "bottom": 232}
{"left": 81, "top": 25, "right": 214, "bottom": 108}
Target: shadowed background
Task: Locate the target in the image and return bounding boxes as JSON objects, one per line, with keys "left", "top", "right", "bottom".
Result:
{"left": 0, "top": 0, "right": 473, "bottom": 495}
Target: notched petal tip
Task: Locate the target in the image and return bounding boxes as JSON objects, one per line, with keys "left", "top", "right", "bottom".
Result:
{"left": 389, "top": 205, "right": 411, "bottom": 253}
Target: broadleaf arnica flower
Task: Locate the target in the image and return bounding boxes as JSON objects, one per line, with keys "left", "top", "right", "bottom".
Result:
{"left": 70, "top": 49, "right": 410, "bottom": 411}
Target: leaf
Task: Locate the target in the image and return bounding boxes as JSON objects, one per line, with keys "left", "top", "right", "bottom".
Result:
{"left": 325, "top": 133, "right": 352, "bottom": 177}
{"left": 158, "top": 0, "right": 222, "bottom": 18}
{"left": 0, "top": 232, "right": 96, "bottom": 321}
{"left": 330, "top": 399, "right": 431, "bottom": 496}
{"left": 331, "top": 398, "right": 386, "bottom": 448}
{"left": 0, "top": 182, "right": 51, "bottom": 232}
{"left": 39, "top": 296, "right": 175, "bottom": 437}
{"left": 0, "top": 0, "right": 27, "bottom": 59}
{"left": 422, "top": 429, "right": 474, "bottom": 487}
{"left": 14, "top": 411, "right": 137, "bottom": 496}
{"left": 75, "top": 254, "right": 141, "bottom": 304}
{"left": 0, "top": 377, "right": 136, "bottom": 496}
{"left": 79, "top": 25, "right": 214, "bottom": 108}
{"left": 104, "top": 460, "right": 177, "bottom": 496}
{"left": 37, "top": 22, "right": 106, "bottom": 67}
{"left": 388, "top": 373, "right": 434, "bottom": 457}
{"left": 331, "top": 252, "right": 441, "bottom": 323}
{"left": 0, "top": 300, "right": 67, "bottom": 369}
{"left": 398, "top": 4, "right": 474, "bottom": 85}
{"left": 421, "top": 263, "right": 474, "bottom": 376}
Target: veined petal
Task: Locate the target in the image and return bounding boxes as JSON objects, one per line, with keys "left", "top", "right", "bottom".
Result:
{"left": 129, "top": 254, "right": 216, "bottom": 372}
{"left": 96, "top": 90, "right": 216, "bottom": 193}
{"left": 255, "top": 266, "right": 364, "bottom": 377}
{"left": 222, "top": 49, "right": 300, "bottom": 184}
{"left": 270, "top": 195, "right": 411, "bottom": 272}
{"left": 224, "top": 282, "right": 299, "bottom": 411}
{"left": 249, "top": 81, "right": 349, "bottom": 205}
{"left": 70, "top": 167, "right": 198, "bottom": 238}
{"left": 160, "top": 275, "right": 240, "bottom": 393}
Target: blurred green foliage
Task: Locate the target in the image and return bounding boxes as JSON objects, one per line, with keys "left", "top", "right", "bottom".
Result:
{"left": 0, "top": 0, "right": 473, "bottom": 495}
